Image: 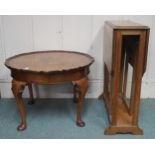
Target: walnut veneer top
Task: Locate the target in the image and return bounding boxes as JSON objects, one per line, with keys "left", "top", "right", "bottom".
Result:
{"left": 5, "top": 50, "right": 94, "bottom": 73}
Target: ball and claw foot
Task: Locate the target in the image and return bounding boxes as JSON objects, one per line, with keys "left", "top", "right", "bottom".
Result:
{"left": 17, "top": 123, "right": 26, "bottom": 131}
{"left": 76, "top": 120, "right": 85, "bottom": 127}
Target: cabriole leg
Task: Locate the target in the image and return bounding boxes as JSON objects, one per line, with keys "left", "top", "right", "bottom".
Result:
{"left": 73, "top": 77, "right": 88, "bottom": 127}
{"left": 12, "top": 79, "right": 27, "bottom": 131}
{"left": 27, "top": 83, "right": 34, "bottom": 105}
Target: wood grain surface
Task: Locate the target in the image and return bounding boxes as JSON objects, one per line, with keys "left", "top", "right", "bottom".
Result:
{"left": 105, "top": 20, "right": 149, "bottom": 30}
{"left": 5, "top": 50, "right": 94, "bottom": 73}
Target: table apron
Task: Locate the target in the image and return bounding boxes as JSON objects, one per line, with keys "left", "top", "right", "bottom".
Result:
{"left": 11, "top": 68, "right": 90, "bottom": 84}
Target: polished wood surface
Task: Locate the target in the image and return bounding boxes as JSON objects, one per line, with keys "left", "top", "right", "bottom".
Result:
{"left": 5, "top": 50, "right": 93, "bottom": 73}
{"left": 5, "top": 50, "right": 94, "bottom": 131}
{"left": 106, "top": 20, "right": 149, "bottom": 29}
{"left": 100, "top": 20, "right": 150, "bottom": 135}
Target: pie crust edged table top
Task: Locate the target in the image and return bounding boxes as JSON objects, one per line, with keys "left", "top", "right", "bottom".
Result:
{"left": 5, "top": 50, "right": 94, "bottom": 84}
{"left": 5, "top": 50, "right": 94, "bottom": 73}
{"left": 5, "top": 50, "right": 94, "bottom": 131}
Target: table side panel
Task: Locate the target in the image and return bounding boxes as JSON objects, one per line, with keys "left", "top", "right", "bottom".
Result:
{"left": 143, "top": 29, "right": 150, "bottom": 74}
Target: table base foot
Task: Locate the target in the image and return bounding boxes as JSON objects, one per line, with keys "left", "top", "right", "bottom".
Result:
{"left": 104, "top": 126, "right": 143, "bottom": 135}
{"left": 76, "top": 120, "right": 85, "bottom": 127}
{"left": 17, "top": 123, "right": 26, "bottom": 131}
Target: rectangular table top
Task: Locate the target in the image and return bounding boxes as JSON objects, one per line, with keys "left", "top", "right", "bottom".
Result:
{"left": 105, "top": 20, "right": 149, "bottom": 30}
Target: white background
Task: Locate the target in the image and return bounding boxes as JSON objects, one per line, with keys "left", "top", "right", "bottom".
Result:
{"left": 0, "top": 15, "right": 155, "bottom": 98}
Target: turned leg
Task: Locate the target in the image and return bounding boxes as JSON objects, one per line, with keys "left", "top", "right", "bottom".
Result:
{"left": 27, "top": 83, "right": 34, "bottom": 105}
{"left": 73, "top": 77, "right": 88, "bottom": 127}
{"left": 12, "top": 79, "right": 27, "bottom": 131}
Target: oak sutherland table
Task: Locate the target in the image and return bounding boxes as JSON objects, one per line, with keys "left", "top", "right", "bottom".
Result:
{"left": 99, "top": 21, "right": 150, "bottom": 135}
{"left": 5, "top": 50, "right": 94, "bottom": 131}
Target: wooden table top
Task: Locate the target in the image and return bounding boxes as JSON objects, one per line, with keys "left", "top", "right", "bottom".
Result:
{"left": 5, "top": 50, "right": 94, "bottom": 73}
{"left": 105, "top": 20, "right": 149, "bottom": 30}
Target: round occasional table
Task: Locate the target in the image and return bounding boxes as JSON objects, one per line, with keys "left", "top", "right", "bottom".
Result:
{"left": 5, "top": 50, "right": 94, "bottom": 131}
